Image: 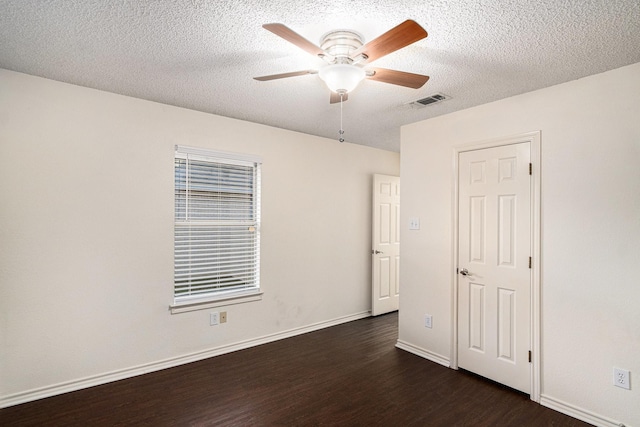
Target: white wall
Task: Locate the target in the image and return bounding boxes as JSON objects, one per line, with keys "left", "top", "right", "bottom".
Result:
{"left": 399, "top": 62, "right": 640, "bottom": 426}
{"left": 0, "top": 69, "right": 400, "bottom": 406}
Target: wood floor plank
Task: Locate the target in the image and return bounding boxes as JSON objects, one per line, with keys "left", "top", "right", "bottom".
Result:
{"left": 0, "top": 313, "right": 590, "bottom": 426}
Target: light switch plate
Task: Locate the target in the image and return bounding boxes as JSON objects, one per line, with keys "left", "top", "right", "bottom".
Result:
{"left": 409, "top": 217, "right": 420, "bottom": 230}
{"left": 424, "top": 314, "right": 432, "bottom": 328}
{"left": 210, "top": 312, "right": 219, "bottom": 326}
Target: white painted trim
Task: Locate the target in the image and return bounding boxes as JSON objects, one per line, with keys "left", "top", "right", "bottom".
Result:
{"left": 175, "top": 145, "right": 262, "bottom": 165}
{"left": 450, "top": 144, "right": 460, "bottom": 370}
{"left": 540, "top": 395, "right": 624, "bottom": 427}
{"left": 450, "top": 131, "right": 542, "bottom": 402}
{"left": 530, "top": 132, "right": 542, "bottom": 403}
{"left": 396, "top": 340, "right": 450, "bottom": 367}
{"left": 170, "top": 292, "right": 263, "bottom": 314}
{"left": 0, "top": 311, "right": 371, "bottom": 409}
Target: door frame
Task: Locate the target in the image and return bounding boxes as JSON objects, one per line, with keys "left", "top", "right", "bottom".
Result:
{"left": 450, "top": 131, "right": 541, "bottom": 402}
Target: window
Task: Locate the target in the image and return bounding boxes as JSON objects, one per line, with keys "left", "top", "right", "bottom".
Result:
{"left": 173, "top": 146, "right": 261, "bottom": 308}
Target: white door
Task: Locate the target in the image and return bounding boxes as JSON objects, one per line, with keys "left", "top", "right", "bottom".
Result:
{"left": 457, "top": 142, "right": 531, "bottom": 393}
{"left": 372, "top": 174, "right": 400, "bottom": 316}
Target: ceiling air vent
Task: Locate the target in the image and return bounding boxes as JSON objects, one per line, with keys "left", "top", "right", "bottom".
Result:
{"left": 410, "top": 93, "right": 449, "bottom": 107}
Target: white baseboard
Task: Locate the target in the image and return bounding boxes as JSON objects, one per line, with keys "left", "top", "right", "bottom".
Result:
{"left": 395, "top": 339, "right": 450, "bottom": 367}
{"left": 0, "top": 311, "right": 371, "bottom": 409}
{"left": 540, "top": 394, "right": 625, "bottom": 427}
{"left": 393, "top": 342, "right": 626, "bottom": 427}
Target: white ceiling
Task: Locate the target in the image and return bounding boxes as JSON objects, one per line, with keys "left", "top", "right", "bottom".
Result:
{"left": 1, "top": 1, "right": 639, "bottom": 152}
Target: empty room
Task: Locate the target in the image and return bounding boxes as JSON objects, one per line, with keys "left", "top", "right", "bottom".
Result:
{"left": 1, "top": 1, "right": 639, "bottom": 426}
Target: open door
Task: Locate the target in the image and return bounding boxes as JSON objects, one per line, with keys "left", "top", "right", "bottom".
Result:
{"left": 371, "top": 174, "right": 400, "bottom": 316}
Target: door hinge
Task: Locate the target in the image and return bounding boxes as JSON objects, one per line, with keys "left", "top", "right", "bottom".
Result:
{"left": 529, "top": 257, "right": 532, "bottom": 268}
{"left": 528, "top": 350, "right": 532, "bottom": 363}
{"left": 529, "top": 163, "right": 532, "bottom": 175}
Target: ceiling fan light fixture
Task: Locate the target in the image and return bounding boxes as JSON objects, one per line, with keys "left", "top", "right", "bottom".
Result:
{"left": 318, "top": 64, "right": 366, "bottom": 94}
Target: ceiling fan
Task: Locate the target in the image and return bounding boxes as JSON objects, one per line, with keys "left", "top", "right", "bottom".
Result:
{"left": 254, "top": 20, "right": 430, "bottom": 103}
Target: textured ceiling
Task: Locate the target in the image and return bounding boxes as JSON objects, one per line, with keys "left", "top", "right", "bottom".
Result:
{"left": 1, "top": 1, "right": 639, "bottom": 152}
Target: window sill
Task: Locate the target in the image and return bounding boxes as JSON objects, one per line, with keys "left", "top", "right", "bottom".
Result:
{"left": 169, "top": 291, "right": 263, "bottom": 314}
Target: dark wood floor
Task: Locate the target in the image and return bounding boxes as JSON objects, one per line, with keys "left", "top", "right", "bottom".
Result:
{"left": 1, "top": 312, "right": 590, "bottom": 426}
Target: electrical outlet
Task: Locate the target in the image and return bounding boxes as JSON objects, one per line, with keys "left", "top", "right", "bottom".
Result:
{"left": 424, "top": 314, "right": 432, "bottom": 329}
{"left": 220, "top": 311, "right": 227, "bottom": 323}
{"left": 613, "top": 367, "right": 630, "bottom": 390}
{"left": 210, "top": 312, "right": 219, "bottom": 326}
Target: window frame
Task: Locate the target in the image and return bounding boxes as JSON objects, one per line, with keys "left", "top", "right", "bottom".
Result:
{"left": 170, "top": 145, "right": 262, "bottom": 314}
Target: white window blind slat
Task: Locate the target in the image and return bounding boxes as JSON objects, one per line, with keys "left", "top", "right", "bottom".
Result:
{"left": 174, "top": 147, "right": 261, "bottom": 302}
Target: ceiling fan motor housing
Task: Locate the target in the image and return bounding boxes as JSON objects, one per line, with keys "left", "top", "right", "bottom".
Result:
{"left": 320, "top": 30, "right": 365, "bottom": 64}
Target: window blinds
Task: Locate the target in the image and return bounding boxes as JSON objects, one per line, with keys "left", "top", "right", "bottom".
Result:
{"left": 174, "top": 146, "right": 261, "bottom": 302}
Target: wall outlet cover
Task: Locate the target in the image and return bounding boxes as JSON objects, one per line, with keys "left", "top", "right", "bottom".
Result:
{"left": 613, "top": 367, "right": 631, "bottom": 390}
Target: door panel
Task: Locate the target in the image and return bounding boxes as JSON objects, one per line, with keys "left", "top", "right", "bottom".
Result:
{"left": 458, "top": 142, "right": 531, "bottom": 393}
{"left": 497, "top": 287, "right": 515, "bottom": 361}
{"left": 469, "top": 196, "right": 486, "bottom": 263}
{"left": 379, "top": 204, "right": 391, "bottom": 243}
{"left": 498, "top": 195, "right": 516, "bottom": 266}
{"left": 468, "top": 282, "right": 485, "bottom": 352}
{"left": 378, "top": 257, "right": 390, "bottom": 298}
{"left": 372, "top": 174, "right": 400, "bottom": 316}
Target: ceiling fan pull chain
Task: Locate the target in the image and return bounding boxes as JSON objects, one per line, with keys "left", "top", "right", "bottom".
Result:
{"left": 339, "top": 92, "right": 345, "bottom": 143}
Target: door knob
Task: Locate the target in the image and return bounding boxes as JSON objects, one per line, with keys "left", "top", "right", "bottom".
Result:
{"left": 372, "top": 250, "right": 384, "bottom": 254}
{"left": 459, "top": 268, "right": 469, "bottom": 276}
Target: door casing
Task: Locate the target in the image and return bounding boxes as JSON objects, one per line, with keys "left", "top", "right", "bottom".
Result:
{"left": 451, "top": 131, "right": 541, "bottom": 402}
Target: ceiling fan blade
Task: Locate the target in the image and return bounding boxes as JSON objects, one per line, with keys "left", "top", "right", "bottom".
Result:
{"left": 367, "top": 67, "right": 429, "bottom": 89}
{"left": 254, "top": 70, "right": 316, "bottom": 81}
{"left": 330, "top": 92, "right": 349, "bottom": 104}
{"left": 263, "top": 23, "right": 332, "bottom": 60}
{"left": 351, "top": 20, "right": 427, "bottom": 63}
